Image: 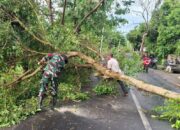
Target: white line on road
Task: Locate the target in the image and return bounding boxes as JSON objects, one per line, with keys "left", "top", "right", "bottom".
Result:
{"left": 130, "top": 89, "right": 152, "bottom": 130}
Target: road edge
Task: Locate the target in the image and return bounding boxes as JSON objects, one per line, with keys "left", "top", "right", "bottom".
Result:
{"left": 130, "top": 89, "right": 152, "bottom": 130}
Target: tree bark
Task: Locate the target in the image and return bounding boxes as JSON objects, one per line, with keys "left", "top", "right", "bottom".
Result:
{"left": 67, "top": 51, "right": 180, "bottom": 100}
{"left": 61, "top": 0, "right": 67, "bottom": 25}
{"left": 140, "top": 32, "right": 148, "bottom": 56}
{"left": 4, "top": 69, "right": 32, "bottom": 87}
{"left": 46, "top": 0, "right": 54, "bottom": 24}
{"left": 5, "top": 51, "right": 180, "bottom": 100}
{"left": 4, "top": 66, "right": 44, "bottom": 87}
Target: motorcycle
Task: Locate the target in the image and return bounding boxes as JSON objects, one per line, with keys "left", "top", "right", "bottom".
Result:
{"left": 149, "top": 57, "right": 158, "bottom": 69}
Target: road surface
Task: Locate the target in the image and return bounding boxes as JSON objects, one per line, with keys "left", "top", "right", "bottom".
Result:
{"left": 1, "top": 69, "right": 179, "bottom": 130}
{"left": 134, "top": 69, "right": 180, "bottom": 130}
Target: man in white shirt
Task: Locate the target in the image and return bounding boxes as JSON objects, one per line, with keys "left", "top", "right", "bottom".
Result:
{"left": 107, "top": 54, "right": 128, "bottom": 96}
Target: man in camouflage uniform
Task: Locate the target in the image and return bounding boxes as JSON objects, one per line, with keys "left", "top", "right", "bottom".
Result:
{"left": 38, "top": 53, "right": 68, "bottom": 110}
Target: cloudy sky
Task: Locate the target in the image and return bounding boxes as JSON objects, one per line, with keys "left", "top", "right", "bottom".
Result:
{"left": 119, "top": 0, "right": 156, "bottom": 34}
{"left": 120, "top": 12, "right": 144, "bottom": 34}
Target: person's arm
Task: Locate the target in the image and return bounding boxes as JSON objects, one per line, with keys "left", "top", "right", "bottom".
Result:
{"left": 38, "top": 53, "right": 53, "bottom": 65}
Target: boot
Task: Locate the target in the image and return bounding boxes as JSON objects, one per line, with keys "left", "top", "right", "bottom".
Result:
{"left": 50, "top": 96, "right": 57, "bottom": 110}
{"left": 37, "top": 93, "right": 44, "bottom": 111}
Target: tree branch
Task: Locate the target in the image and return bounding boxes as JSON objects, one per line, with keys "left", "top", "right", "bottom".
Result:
{"left": 27, "top": 0, "right": 47, "bottom": 34}
{"left": 0, "top": 5, "right": 56, "bottom": 50}
{"left": 140, "top": 32, "right": 148, "bottom": 54}
{"left": 72, "top": 64, "right": 92, "bottom": 68}
{"left": 67, "top": 51, "right": 180, "bottom": 100}
{"left": 14, "top": 16, "right": 55, "bottom": 49}
{"left": 4, "top": 51, "right": 180, "bottom": 99}
{"left": 80, "top": 44, "right": 101, "bottom": 57}
{"left": 74, "top": 0, "right": 105, "bottom": 33}
{"left": 21, "top": 46, "right": 48, "bottom": 55}
{"left": 49, "top": 0, "right": 54, "bottom": 24}
{"left": 4, "top": 69, "right": 32, "bottom": 87}
{"left": 61, "top": 0, "right": 67, "bottom": 25}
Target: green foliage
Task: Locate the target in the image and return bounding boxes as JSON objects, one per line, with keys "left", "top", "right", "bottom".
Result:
{"left": 126, "top": 23, "right": 146, "bottom": 51}
{"left": 155, "top": 0, "right": 180, "bottom": 59}
{"left": 0, "top": 88, "right": 38, "bottom": 127}
{"left": 111, "top": 44, "right": 143, "bottom": 76}
{"left": 93, "top": 80, "right": 117, "bottom": 95}
{"left": 0, "top": 66, "right": 39, "bottom": 127}
{"left": 58, "top": 83, "right": 89, "bottom": 101}
{"left": 127, "top": 0, "right": 180, "bottom": 61}
{"left": 0, "top": 0, "right": 136, "bottom": 127}
{"left": 152, "top": 99, "right": 180, "bottom": 129}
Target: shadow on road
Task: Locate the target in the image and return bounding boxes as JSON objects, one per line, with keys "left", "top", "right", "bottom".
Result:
{"left": 2, "top": 95, "right": 145, "bottom": 130}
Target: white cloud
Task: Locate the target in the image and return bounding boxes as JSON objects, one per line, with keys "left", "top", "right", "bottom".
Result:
{"left": 119, "top": 0, "right": 158, "bottom": 33}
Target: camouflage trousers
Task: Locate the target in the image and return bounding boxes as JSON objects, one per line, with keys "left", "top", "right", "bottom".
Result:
{"left": 38, "top": 71, "right": 59, "bottom": 109}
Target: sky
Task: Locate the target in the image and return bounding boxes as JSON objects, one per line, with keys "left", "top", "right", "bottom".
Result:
{"left": 120, "top": 13, "right": 144, "bottom": 34}
{"left": 119, "top": 0, "right": 156, "bottom": 34}
{"left": 39, "top": 0, "right": 155, "bottom": 34}
{"left": 120, "top": 1, "right": 144, "bottom": 34}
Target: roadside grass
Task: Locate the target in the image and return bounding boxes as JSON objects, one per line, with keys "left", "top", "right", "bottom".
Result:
{"left": 152, "top": 99, "right": 180, "bottom": 129}
{"left": 92, "top": 80, "right": 118, "bottom": 96}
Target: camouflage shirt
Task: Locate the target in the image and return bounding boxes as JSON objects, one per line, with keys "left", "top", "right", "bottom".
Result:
{"left": 42, "top": 53, "right": 65, "bottom": 77}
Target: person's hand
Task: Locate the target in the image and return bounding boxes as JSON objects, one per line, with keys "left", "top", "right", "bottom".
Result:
{"left": 38, "top": 61, "right": 45, "bottom": 65}
{"left": 38, "top": 61, "right": 43, "bottom": 65}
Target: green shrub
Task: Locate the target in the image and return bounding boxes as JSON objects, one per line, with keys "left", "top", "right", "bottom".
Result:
{"left": 0, "top": 67, "right": 39, "bottom": 127}
{"left": 152, "top": 99, "right": 180, "bottom": 129}
{"left": 0, "top": 95, "right": 38, "bottom": 127}
{"left": 58, "top": 83, "right": 89, "bottom": 101}
{"left": 111, "top": 45, "right": 143, "bottom": 76}
{"left": 93, "top": 81, "right": 117, "bottom": 95}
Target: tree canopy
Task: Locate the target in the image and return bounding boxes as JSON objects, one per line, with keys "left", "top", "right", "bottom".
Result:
{"left": 127, "top": 0, "right": 180, "bottom": 60}
{"left": 0, "top": 0, "right": 179, "bottom": 128}
{"left": 0, "top": 0, "right": 140, "bottom": 127}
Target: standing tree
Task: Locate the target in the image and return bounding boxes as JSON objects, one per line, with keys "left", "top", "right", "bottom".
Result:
{"left": 131, "top": 0, "right": 162, "bottom": 55}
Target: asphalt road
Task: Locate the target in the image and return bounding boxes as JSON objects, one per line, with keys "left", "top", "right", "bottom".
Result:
{"left": 134, "top": 69, "right": 180, "bottom": 130}
{"left": 1, "top": 69, "right": 180, "bottom": 130}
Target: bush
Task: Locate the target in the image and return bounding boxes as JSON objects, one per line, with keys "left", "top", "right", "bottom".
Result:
{"left": 0, "top": 66, "right": 39, "bottom": 127}
{"left": 93, "top": 81, "right": 117, "bottom": 95}
{"left": 58, "top": 83, "right": 89, "bottom": 101}
{"left": 111, "top": 45, "right": 143, "bottom": 76}
{"left": 152, "top": 99, "right": 180, "bottom": 129}
{"left": 0, "top": 94, "right": 38, "bottom": 127}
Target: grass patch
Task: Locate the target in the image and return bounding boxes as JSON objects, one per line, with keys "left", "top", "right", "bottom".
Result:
{"left": 152, "top": 99, "right": 180, "bottom": 129}
{"left": 58, "top": 83, "right": 89, "bottom": 101}
{"left": 93, "top": 80, "right": 117, "bottom": 95}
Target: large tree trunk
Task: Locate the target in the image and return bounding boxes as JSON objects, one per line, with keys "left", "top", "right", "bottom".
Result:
{"left": 48, "top": 0, "right": 54, "bottom": 24}
{"left": 5, "top": 51, "right": 180, "bottom": 100}
{"left": 44, "top": 0, "right": 54, "bottom": 24}
{"left": 61, "top": 0, "right": 67, "bottom": 25}
{"left": 67, "top": 51, "right": 180, "bottom": 100}
{"left": 140, "top": 32, "right": 148, "bottom": 56}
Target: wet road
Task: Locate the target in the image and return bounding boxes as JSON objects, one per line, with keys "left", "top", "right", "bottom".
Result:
{"left": 2, "top": 94, "right": 145, "bottom": 130}
{"left": 134, "top": 69, "right": 180, "bottom": 130}
{"left": 1, "top": 69, "right": 180, "bottom": 130}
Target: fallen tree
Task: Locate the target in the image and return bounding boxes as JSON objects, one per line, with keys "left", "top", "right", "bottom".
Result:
{"left": 67, "top": 51, "right": 180, "bottom": 100}
{"left": 5, "top": 51, "right": 180, "bottom": 100}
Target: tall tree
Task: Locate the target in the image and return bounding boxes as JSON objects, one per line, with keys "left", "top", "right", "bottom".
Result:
{"left": 61, "top": 0, "right": 67, "bottom": 25}
{"left": 131, "top": 0, "right": 162, "bottom": 54}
